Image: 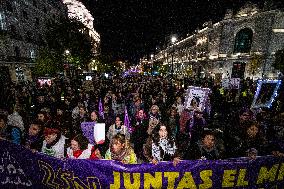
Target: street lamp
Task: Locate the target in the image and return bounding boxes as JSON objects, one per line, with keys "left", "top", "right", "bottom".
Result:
{"left": 150, "top": 54, "right": 154, "bottom": 75}
{"left": 171, "top": 36, "right": 177, "bottom": 78}
{"left": 64, "top": 49, "right": 73, "bottom": 78}
{"left": 65, "top": 49, "right": 70, "bottom": 55}
{"left": 171, "top": 36, "right": 177, "bottom": 44}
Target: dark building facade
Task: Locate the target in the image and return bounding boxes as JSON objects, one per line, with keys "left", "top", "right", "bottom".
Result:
{"left": 0, "top": 0, "right": 67, "bottom": 82}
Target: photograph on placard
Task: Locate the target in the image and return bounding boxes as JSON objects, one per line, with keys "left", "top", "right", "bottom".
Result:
{"left": 251, "top": 80, "right": 282, "bottom": 109}
{"left": 184, "top": 86, "right": 211, "bottom": 112}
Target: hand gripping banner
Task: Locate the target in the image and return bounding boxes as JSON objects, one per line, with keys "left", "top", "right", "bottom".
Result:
{"left": 0, "top": 140, "right": 283, "bottom": 189}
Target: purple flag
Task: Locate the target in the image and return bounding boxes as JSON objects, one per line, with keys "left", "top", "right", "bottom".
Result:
{"left": 99, "top": 98, "right": 104, "bottom": 119}
{"left": 124, "top": 106, "right": 131, "bottom": 132}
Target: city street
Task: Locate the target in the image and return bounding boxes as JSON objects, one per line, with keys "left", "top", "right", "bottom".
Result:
{"left": 0, "top": 0, "right": 283, "bottom": 188}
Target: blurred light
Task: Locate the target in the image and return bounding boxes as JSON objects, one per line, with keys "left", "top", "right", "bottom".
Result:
{"left": 273, "top": 29, "right": 284, "bottom": 33}
{"left": 86, "top": 76, "right": 92, "bottom": 80}
{"left": 171, "top": 36, "right": 177, "bottom": 44}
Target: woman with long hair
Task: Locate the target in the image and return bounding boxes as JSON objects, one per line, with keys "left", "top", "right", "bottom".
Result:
{"left": 106, "top": 115, "right": 130, "bottom": 141}
{"left": 143, "top": 123, "right": 181, "bottom": 166}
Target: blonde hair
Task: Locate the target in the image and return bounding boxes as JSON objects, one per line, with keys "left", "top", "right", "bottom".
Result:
{"left": 151, "top": 105, "right": 159, "bottom": 112}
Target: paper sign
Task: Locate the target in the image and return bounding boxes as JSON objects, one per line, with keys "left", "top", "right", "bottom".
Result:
{"left": 230, "top": 78, "right": 240, "bottom": 89}
{"left": 251, "top": 80, "right": 282, "bottom": 109}
{"left": 222, "top": 78, "right": 240, "bottom": 89}
{"left": 94, "top": 123, "right": 105, "bottom": 144}
{"left": 221, "top": 78, "right": 230, "bottom": 89}
{"left": 81, "top": 122, "right": 105, "bottom": 144}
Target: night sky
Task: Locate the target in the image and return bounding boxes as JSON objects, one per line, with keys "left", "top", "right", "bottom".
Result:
{"left": 82, "top": 0, "right": 283, "bottom": 64}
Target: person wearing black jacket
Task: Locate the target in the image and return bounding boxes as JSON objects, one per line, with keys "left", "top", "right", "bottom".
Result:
{"left": 22, "top": 120, "right": 44, "bottom": 152}
{"left": 131, "top": 109, "right": 148, "bottom": 162}
{"left": 184, "top": 129, "right": 225, "bottom": 160}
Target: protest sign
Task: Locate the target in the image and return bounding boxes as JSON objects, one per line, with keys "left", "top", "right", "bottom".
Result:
{"left": 222, "top": 78, "right": 240, "bottom": 89}
{"left": 94, "top": 123, "right": 105, "bottom": 144}
{"left": 230, "top": 78, "right": 240, "bottom": 89}
{"left": 184, "top": 86, "right": 211, "bottom": 111}
{"left": 222, "top": 78, "right": 230, "bottom": 89}
{"left": 251, "top": 79, "right": 282, "bottom": 109}
{"left": 81, "top": 122, "right": 105, "bottom": 145}
{"left": 0, "top": 140, "right": 283, "bottom": 189}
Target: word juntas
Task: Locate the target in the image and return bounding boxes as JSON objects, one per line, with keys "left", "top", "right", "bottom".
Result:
{"left": 110, "top": 163, "right": 284, "bottom": 189}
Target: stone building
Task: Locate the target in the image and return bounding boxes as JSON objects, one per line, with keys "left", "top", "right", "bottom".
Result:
{"left": 155, "top": 3, "right": 284, "bottom": 80}
{"left": 0, "top": 0, "right": 67, "bottom": 82}
{"left": 62, "top": 0, "right": 100, "bottom": 55}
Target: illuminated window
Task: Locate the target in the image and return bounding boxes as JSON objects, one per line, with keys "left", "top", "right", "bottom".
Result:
{"left": 0, "top": 11, "right": 6, "bottom": 30}
{"left": 234, "top": 28, "right": 253, "bottom": 53}
{"left": 232, "top": 62, "right": 246, "bottom": 79}
{"left": 30, "top": 49, "right": 35, "bottom": 59}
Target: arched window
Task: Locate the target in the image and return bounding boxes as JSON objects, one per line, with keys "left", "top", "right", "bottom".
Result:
{"left": 234, "top": 28, "right": 253, "bottom": 53}
{"left": 0, "top": 11, "right": 7, "bottom": 31}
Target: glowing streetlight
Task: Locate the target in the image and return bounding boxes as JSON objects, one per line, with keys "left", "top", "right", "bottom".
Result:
{"left": 171, "top": 35, "right": 177, "bottom": 78}
{"left": 171, "top": 36, "right": 177, "bottom": 44}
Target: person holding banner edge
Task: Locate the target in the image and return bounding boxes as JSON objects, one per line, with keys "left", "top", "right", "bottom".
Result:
{"left": 143, "top": 123, "right": 181, "bottom": 166}
{"left": 67, "top": 134, "right": 102, "bottom": 159}
{"left": 105, "top": 133, "right": 137, "bottom": 164}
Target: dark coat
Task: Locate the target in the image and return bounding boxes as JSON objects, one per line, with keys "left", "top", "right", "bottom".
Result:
{"left": 184, "top": 140, "right": 224, "bottom": 160}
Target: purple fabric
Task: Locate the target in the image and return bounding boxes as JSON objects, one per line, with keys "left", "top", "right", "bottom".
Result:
{"left": 0, "top": 140, "right": 283, "bottom": 189}
{"left": 99, "top": 98, "right": 104, "bottom": 119}
{"left": 124, "top": 106, "right": 131, "bottom": 132}
{"left": 80, "top": 122, "right": 95, "bottom": 144}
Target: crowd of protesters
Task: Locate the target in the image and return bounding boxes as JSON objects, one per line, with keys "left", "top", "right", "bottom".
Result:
{"left": 0, "top": 73, "right": 283, "bottom": 165}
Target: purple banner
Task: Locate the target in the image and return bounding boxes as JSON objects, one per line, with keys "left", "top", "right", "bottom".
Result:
{"left": 0, "top": 140, "right": 283, "bottom": 189}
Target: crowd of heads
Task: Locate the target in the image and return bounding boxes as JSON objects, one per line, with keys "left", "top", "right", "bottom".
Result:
{"left": 0, "top": 74, "right": 283, "bottom": 164}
